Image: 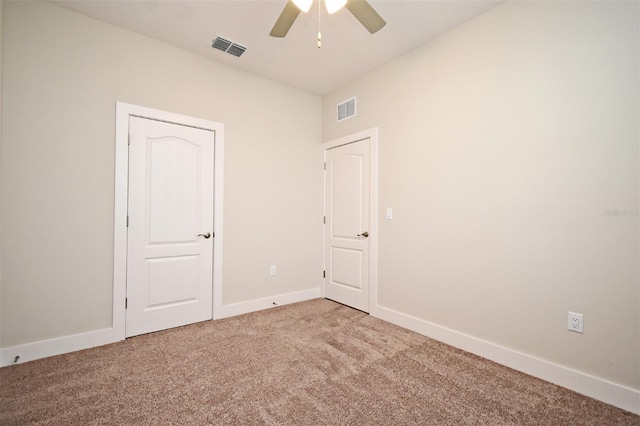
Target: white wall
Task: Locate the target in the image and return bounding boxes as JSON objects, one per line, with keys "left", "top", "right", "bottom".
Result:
{"left": 323, "top": 1, "right": 639, "bottom": 392}
{"left": 1, "top": 1, "right": 323, "bottom": 347}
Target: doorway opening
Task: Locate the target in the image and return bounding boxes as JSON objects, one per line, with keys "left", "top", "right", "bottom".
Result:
{"left": 323, "top": 128, "right": 378, "bottom": 313}
{"left": 113, "top": 102, "right": 224, "bottom": 341}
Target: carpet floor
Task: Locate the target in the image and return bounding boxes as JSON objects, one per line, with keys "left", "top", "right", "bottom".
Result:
{"left": 1, "top": 298, "right": 638, "bottom": 425}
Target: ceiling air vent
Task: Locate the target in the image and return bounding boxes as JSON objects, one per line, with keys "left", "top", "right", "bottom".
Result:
{"left": 211, "top": 36, "right": 247, "bottom": 58}
{"left": 337, "top": 97, "right": 356, "bottom": 122}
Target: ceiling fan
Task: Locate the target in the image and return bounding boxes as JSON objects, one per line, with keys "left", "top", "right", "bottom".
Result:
{"left": 270, "top": 0, "right": 386, "bottom": 38}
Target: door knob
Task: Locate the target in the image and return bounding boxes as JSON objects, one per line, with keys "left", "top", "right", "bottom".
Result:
{"left": 198, "top": 232, "right": 211, "bottom": 239}
{"left": 357, "top": 231, "right": 369, "bottom": 238}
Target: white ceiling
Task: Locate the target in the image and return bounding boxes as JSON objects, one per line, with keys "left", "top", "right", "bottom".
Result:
{"left": 50, "top": 0, "right": 502, "bottom": 95}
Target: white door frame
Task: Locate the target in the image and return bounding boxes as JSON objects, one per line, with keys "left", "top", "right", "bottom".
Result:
{"left": 112, "top": 102, "right": 224, "bottom": 342}
{"left": 322, "top": 127, "right": 379, "bottom": 313}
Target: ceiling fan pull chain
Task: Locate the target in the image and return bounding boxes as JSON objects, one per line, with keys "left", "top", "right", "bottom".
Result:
{"left": 317, "top": 0, "right": 322, "bottom": 48}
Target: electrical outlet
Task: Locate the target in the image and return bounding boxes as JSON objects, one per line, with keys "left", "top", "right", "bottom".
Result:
{"left": 568, "top": 312, "right": 584, "bottom": 333}
{"left": 270, "top": 265, "right": 276, "bottom": 276}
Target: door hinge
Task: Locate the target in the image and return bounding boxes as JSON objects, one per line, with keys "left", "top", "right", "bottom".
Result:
{"left": 128, "top": 134, "right": 131, "bottom": 146}
{"left": 323, "top": 216, "right": 326, "bottom": 224}
{"left": 126, "top": 215, "right": 129, "bottom": 227}
{"left": 324, "top": 162, "right": 326, "bottom": 170}
{"left": 323, "top": 270, "right": 326, "bottom": 278}
{"left": 125, "top": 298, "right": 128, "bottom": 309}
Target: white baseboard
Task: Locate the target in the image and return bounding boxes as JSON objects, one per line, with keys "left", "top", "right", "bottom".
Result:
{"left": 3, "top": 294, "right": 636, "bottom": 415}
{"left": 370, "top": 304, "right": 640, "bottom": 415}
{"left": 0, "top": 289, "right": 321, "bottom": 367}
{"left": 214, "top": 288, "right": 321, "bottom": 320}
{"left": 0, "top": 327, "right": 116, "bottom": 367}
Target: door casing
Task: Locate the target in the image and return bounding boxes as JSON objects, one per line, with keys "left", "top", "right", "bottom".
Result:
{"left": 113, "top": 102, "right": 225, "bottom": 341}
{"left": 323, "top": 128, "right": 378, "bottom": 312}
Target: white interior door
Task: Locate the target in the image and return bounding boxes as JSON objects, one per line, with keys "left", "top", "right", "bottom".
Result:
{"left": 126, "top": 117, "right": 214, "bottom": 337}
{"left": 324, "top": 139, "right": 370, "bottom": 312}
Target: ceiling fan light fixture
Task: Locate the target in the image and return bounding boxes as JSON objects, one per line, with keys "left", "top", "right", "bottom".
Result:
{"left": 325, "top": 0, "right": 347, "bottom": 14}
{"left": 270, "top": 0, "right": 385, "bottom": 39}
{"left": 292, "top": 0, "right": 313, "bottom": 13}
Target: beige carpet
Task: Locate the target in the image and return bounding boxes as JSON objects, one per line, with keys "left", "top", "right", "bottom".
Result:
{"left": 1, "top": 299, "right": 638, "bottom": 425}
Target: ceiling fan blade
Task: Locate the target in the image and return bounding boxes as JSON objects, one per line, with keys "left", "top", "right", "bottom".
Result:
{"left": 270, "top": 1, "right": 301, "bottom": 38}
{"left": 345, "top": 0, "right": 386, "bottom": 34}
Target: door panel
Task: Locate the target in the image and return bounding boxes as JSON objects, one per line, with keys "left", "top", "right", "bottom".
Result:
{"left": 332, "top": 154, "right": 363, "bottom": 237}
{"left": 325, "top": 139, "right": 370, "bottom": 312}
{"left": 148, "top": 138, "right": 200, "bottom": 243}
{"left": 331, "top": 247, "right": 363, "bottom": 290}
{"left": 126, "top": 117, "right": 214, "bottom": 337}
{"left": 147, "top": 256, "right": 199, "bottom": 307}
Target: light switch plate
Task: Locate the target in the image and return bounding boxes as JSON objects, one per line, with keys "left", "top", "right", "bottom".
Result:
{"left": 385, "top": 208, "right": 393, "bottom": 220}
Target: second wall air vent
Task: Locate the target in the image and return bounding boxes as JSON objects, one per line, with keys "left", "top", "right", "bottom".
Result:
{"left": 211, "top": 36, "right": 247, "bottom": 58}
{"left": 337, "top": 97, "right": 356, "bottom": 122}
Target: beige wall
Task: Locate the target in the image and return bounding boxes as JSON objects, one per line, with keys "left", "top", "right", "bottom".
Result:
{"left": 1, "top": 1, "right": 323, "bottom": 347}
{"left": 323, "top": 1, "right": 639, "bottom": 389}
{"left": 0, "top": 0, "right": 4, "bottom": 348}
